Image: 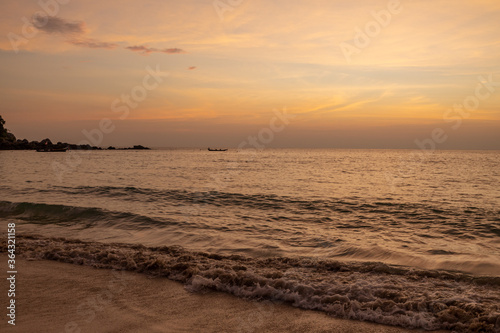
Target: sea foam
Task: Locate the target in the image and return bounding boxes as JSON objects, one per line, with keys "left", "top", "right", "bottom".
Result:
{"left": 3, "top": 234, "right": 499, "bottom": 333}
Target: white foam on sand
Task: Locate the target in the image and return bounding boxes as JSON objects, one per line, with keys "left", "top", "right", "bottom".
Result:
{"left": 5, "top": 235, "right": 500, "bottom": 332}
{"left": 0, "top": 255, "right": 426, "bottom": 333}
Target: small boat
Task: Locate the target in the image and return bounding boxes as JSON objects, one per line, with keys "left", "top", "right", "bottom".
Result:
{"left": 36, "top": 147, "right": 68, "bottom": 152}
{"left": 208, "top": 148, "right": 228, "bottom": 151}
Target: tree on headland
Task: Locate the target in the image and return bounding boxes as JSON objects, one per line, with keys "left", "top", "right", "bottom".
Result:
{"left": 0, "top": 115, "right": 29, "bottom": 151}
{"left": 0, "top": 115, "right": 5, "bottom": 134}
{"left": 0, "top": 114, "right": 16, "bottom": 142}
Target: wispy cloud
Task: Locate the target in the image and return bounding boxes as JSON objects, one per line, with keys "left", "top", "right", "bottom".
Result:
{"left": 32, "top": 15, "right": 120, "bottom": 51}
{"left": 28, "top": 15, "right": 186, "bottom": 55}
{"left": 68, "top": 38, "right": 118, "bottom": 49}
{"left": 188, "top": 66, "right": 197, "bottom": 70}
{"left": 162, "top": 48, "right": 185, "bottom": 54}
{"left": 125, "top": 45, "right": 153, "bottom": 54}
{"left": 32, "top": 15, "right": 85, "bottom": 35}
{"left": 126, "top": 45, "right": 186, "bottom": 55}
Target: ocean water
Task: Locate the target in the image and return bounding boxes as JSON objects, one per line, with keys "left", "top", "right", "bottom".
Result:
{"left": 1, "top": 149, "right": 500, "bottom": 331}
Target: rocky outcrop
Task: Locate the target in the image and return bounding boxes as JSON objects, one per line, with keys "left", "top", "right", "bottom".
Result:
{"left": 0, "top": 115, "right": 150, "bottom": 151}
{"left": 119, "top": 145, "right": 151, "bottom": 150}
{"left": 0, "top": 115, "right": 102, "bottom": 151}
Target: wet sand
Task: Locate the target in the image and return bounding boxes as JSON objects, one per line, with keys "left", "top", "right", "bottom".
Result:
{"left": 0, "top": 255, "right": 446, "bottom": 333}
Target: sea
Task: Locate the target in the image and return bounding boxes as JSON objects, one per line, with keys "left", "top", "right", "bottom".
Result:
{"left": 1, "top": 149, "right": 499, "bottom": 332}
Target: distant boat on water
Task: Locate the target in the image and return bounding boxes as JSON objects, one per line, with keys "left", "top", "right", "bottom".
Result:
{"left": 208, "top": 148, "right": 228, "bottom": 151}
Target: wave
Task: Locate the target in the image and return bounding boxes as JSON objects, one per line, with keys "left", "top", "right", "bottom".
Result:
{"left": 3, "top": 182, "right": 500, "bottom": 240}
{"left": 3, "top": 234, "right": 499, "bottom": 333}
{"left": 0, "top": 201, "right": 181, "bottom": 229}
{"left": 48, "top": 185, "right": 500, "bottom": 218}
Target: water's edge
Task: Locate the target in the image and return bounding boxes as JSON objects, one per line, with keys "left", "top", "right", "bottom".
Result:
{"left": 2, "top": 234, "right": 499, "bottom": 332}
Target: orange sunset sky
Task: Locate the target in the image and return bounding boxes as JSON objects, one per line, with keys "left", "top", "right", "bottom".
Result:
{"left": 0, "top": 0, "right": 499, "bottom": 148}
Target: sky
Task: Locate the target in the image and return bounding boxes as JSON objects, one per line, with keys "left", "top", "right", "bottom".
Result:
{"left": 0, "top": 0, "right": 499, "bottom": 149}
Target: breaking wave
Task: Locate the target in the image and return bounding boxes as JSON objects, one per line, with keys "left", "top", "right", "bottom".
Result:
{"left": 3, "top": 235, "right": 499, "bottom": 332}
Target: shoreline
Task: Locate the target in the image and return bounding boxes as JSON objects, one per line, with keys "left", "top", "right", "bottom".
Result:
{"left": 0, "top": 255, "right": 444, "bottom": 333}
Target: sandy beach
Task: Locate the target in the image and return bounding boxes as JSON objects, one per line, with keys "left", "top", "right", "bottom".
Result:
{"left": 0, "top": 255, "right": 445, "bottom": 333}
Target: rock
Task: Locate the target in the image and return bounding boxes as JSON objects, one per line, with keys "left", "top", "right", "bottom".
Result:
{"left": 132, "top": 145, "right": 150, "bottom": 150}
{"left": 0, "top": 114, "right": 144, "bottom": 151}
{"left": 40, "top": 138, "right": 53, "bottom": 146}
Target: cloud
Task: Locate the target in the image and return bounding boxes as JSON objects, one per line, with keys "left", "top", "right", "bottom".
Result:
{"left": 126, "top": 45, "right": 186, "bottom": 55}
{"left": 30, "top": 16, "right": 185, "bottom": 55}
{"left": 68, "top": 38, "right": 118, "bottom": 49}
{"left": 32, "top": 15, "right": 85, "bottom": 35}
{"left": 188, "top": 66, "right": 197, "bottom": 70}
{"left": 31, "top": 15, "right": 118, "bottom": 50}
{"left": 125, "top": 45, "right": 152, "bottom": 54}
{"left": 163, "top": 48, "right": 185, "bottom": 54}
